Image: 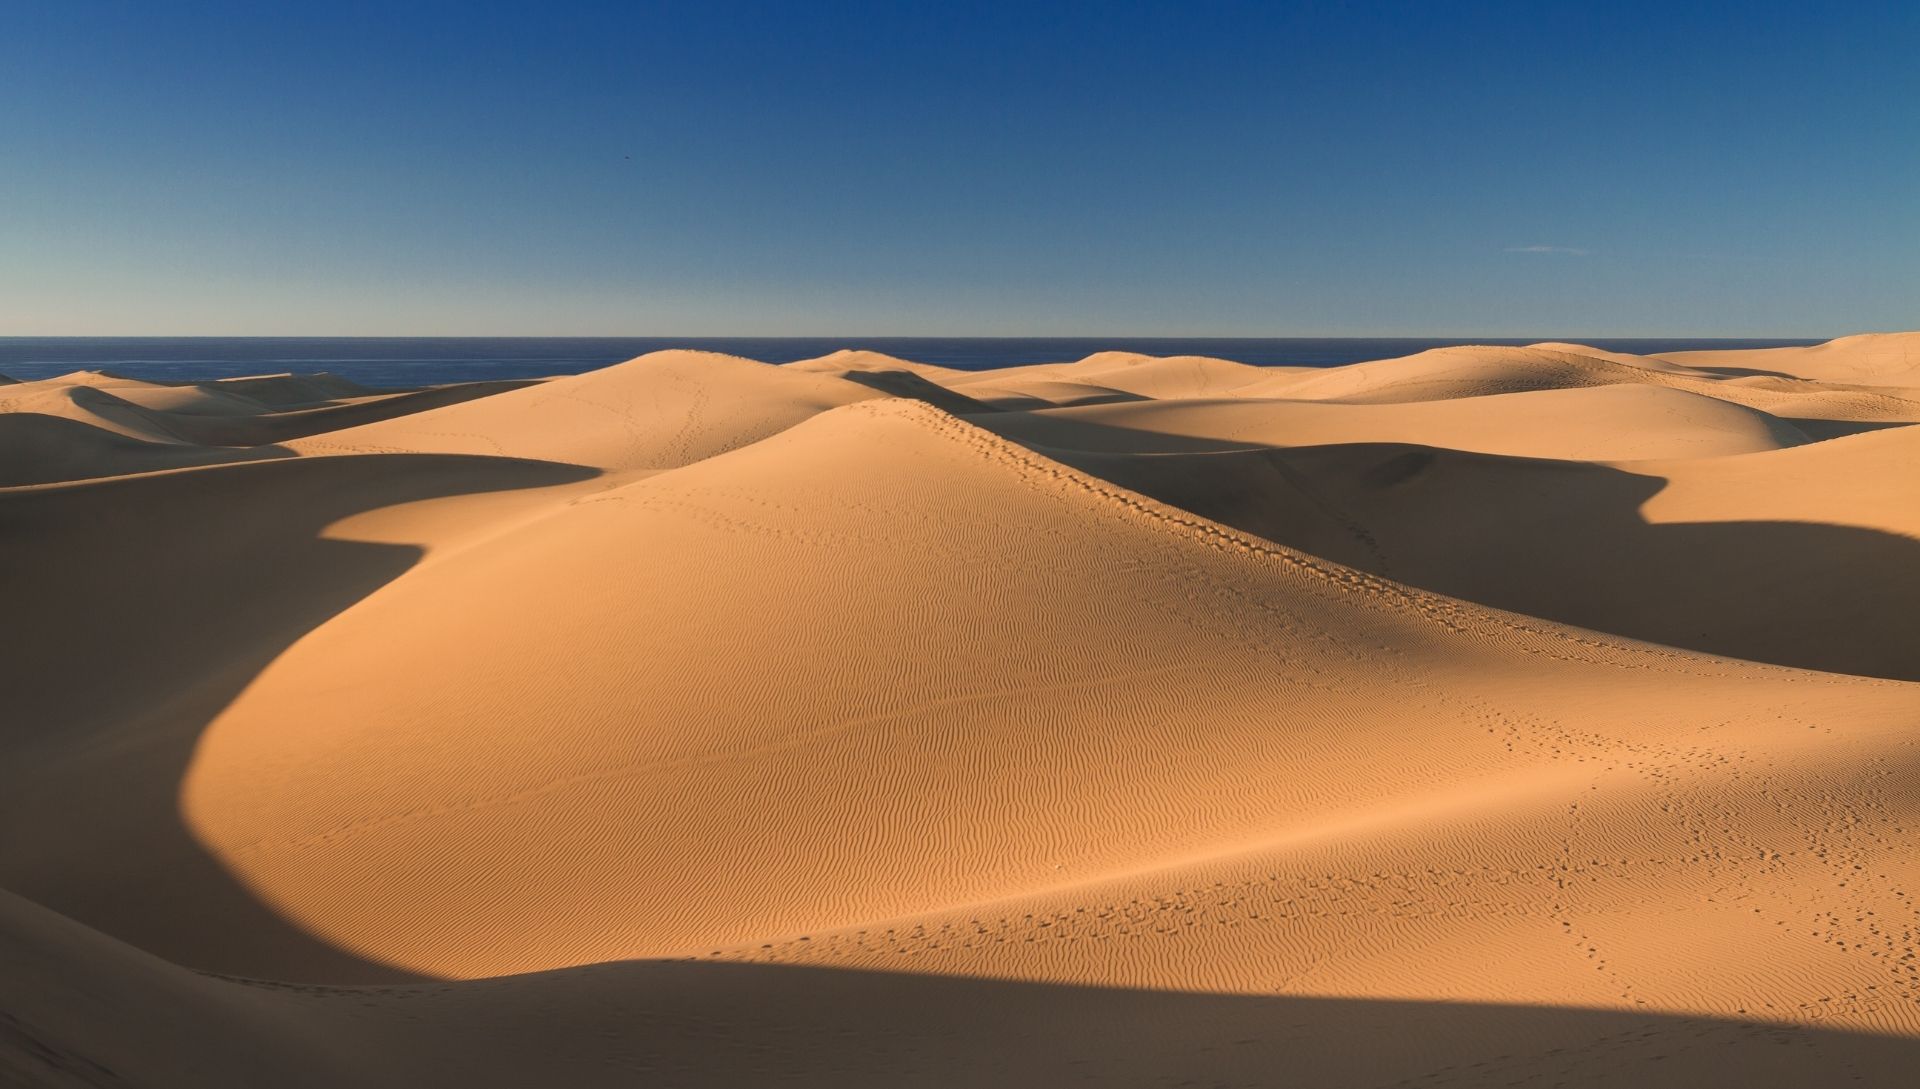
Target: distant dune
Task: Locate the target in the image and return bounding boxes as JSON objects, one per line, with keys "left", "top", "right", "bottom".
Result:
{"left": 5, "top": 333, "right": 1920, "bottom": 1087}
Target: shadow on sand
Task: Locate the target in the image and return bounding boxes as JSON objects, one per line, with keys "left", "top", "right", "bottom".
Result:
{"left": 973, "top": 413, "right": 1920, "bottom": 681}
{"left": 0, "top": 452, "right": 598, "bottom": 982}
{"left": 262, "top": 960, "right": 1920, "bottom": 1086}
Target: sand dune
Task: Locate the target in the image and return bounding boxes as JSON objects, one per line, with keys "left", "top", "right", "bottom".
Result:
{"left": 0, "top": 377, "right": 198, "bottom": 444}
{"left": 1661, "top": 331, "right": 1920, "bottom": 385}
{"left": 0, "top": 412, "right": 287, "bottom": 485}
{"left": 12, "top": 884, "right": 1917, "bottom": 1089}
{"left": 1046, "top": 426, "right": 1920, "bottom": 679}
{"left": 288, "top": 350, "right": 891, "bottom": 472}
{"left": 787, "top": 348, "right": 975, "bottom": 381}
{"left": 4, "top": 332, "right": 1919, "bottom": 1087}
{"left": 0, "top": 371, "right": 538, "bottom": 482}
{"left": 1234, "top": 341, "right": 1920, "bottom": 431}
{"left": 980, "top": 382, "right": 1812, "bottom": 460}
{"left": 939, "top": 350, "right": 1277, "bottom": 402}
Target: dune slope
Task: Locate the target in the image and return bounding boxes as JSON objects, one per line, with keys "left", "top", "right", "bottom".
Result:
{"left": 1041, "top": 425, "right": 1920, "bottom": 679}
{"left": 980, "top": 381, "right": 1812, "bottom": 460}
{"left": 1661, "top": 331, "right": 1920, "bottom": 385}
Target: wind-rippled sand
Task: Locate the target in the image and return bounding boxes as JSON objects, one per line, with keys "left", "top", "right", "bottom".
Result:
{"left": 5, "top": 333, "right": 1920, "bottom": 1086}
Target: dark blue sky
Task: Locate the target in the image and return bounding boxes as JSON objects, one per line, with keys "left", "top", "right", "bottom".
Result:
{"left": 4, "top": 1, "right": 1914, "bottom": 335}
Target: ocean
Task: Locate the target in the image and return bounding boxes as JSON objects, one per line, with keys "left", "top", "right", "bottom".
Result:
{"left": 0, "top": 336, "right": 1822, "bottom": 388}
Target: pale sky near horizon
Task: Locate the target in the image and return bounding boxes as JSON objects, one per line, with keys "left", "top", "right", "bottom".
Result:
{"left": 2, "top": 1, "right": 1914, "bottom": 337}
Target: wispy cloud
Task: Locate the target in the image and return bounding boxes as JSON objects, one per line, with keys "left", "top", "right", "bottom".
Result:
{"left": 1504, "top": 244, "right": 1590, "bottom": 256}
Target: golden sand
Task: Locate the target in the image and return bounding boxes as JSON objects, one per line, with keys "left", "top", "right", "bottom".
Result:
{"left": 5, "top": 335, "right": 1920, "bottom": 1086}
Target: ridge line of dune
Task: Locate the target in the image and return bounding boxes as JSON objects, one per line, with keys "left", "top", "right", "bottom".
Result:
{"left": 848, "top": 398, "right": 1880, "bottom": 684}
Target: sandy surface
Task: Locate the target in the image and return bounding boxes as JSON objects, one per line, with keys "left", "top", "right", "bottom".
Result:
{"left": 4, "top": 335, "right": 1920, "bottom": 1086}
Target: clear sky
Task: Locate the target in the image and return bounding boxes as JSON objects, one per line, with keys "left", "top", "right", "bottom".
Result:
{"left": 3, "top": 1, "right": 1914, "bottom": 336}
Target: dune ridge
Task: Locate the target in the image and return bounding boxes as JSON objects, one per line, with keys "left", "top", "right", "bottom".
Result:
{"left": 4, "top": 331, "right": 1919, "bottom": 1087}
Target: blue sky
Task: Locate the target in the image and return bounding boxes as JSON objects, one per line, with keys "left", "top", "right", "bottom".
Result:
{"left": 2, "top": 1, "right": 1914, "bottom": 335}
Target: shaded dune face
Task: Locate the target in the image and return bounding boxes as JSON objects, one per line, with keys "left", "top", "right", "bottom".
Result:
{"left": 0, "top": 453, "right": 601, "bottom": 982}
{"left": 9, "top": 887, "right": 1920, "bottom": 1089}
{"left": 3, "top": 333, "right": 1920, "bottom": 1087}
{"left": 1034, "top": 429, "right": 1920, "bottom": 679}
